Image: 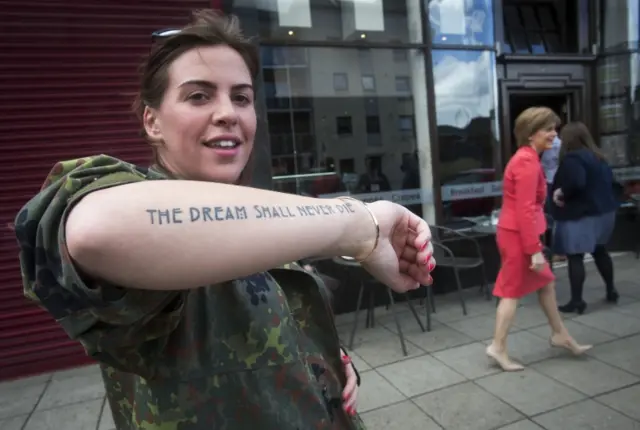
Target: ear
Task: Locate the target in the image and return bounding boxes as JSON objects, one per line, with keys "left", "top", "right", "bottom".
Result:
{"left": 143, "top": 106, "right": 163, "bottom": 141}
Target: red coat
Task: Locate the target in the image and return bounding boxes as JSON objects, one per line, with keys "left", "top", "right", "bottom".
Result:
{"left": 498, "top": 146, "right": 546, "bottom": 255}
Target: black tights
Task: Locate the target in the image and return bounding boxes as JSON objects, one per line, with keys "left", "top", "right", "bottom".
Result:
{"left": 566, "top": 245, "right": 615, "bottom": 302}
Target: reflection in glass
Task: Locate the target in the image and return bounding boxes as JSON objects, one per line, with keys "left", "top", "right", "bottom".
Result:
{"left": 428, "top": 0, "right": 494, "bottom": 47}
{"left": 600, "top": 0, "right": 640, "bottom": 52}
{"left": 598, "top": 53, "right": 640, "bottom": 171}
{"left": 503, "top": 3, "right": 563, "bottom": 54}
{"left": 264, "top": 46, "right": 427, "bottom": 215}
{"left": 431, "top": 50, "right": 500, "bottom": 221}
{"left": 229, "top": 0, "right": 421, "bottom": 44}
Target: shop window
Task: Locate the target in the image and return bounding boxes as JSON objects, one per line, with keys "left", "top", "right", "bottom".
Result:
{"left": 432, "top": 49, "right": 501, "bottom": 223}
{"left": 262, "top": 46, "right": 430, "bottom": 218}
{"left": 599, "top": 0, "right": 640, "bottom": 52}
{"left": 230, "top": 0, "right": 422, "bottom": 44}
{"left": 597, "top": 53, "right": 640, "bottom": 205}
{"left": 336, "top": 116, "right": 353, "bottom": 135}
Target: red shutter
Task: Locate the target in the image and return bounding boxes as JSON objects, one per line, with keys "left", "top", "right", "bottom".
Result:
{"left": 0, "top": 0, "right": 219, "bottom": 381}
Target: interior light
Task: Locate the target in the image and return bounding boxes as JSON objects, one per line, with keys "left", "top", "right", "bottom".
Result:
{"left": 360, "top": 33, "right": 366, "bottom": 39}
{"left": 288, "top": 30, "right": 294, "bottom": 36}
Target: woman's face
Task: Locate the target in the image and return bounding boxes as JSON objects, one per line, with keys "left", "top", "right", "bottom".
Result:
{"left": 530, "top": 123, "right": 557, "bottom": 152}
{"left": 143, "top": 45, "right": 256, "bottom": 183}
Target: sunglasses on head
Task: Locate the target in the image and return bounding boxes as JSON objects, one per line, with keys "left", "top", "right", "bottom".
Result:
{"left": 151, "top": 28, "right": 182, "bottom": 42}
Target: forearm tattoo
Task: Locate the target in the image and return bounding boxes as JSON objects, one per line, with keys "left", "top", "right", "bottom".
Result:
{"left": 145, "top": 201, "right": 357, "bottom": 225}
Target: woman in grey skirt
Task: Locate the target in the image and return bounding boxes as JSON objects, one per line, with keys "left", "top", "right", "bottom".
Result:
{"left": 550, "top": 122, "right": 619, "bottom": 314}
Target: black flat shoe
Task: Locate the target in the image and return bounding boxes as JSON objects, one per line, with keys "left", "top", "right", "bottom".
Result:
{"left": 558, "top": 301, "right": 587, "bottom": 315}
{"left": 606, "top": 289, "right": 619, "bottom": 304}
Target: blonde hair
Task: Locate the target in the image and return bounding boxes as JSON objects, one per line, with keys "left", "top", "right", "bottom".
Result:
{"left": 513, "top": 106, "right": 560, "bottom": 147}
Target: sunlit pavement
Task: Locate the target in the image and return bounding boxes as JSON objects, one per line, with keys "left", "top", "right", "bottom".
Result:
{"left": 1, "top": 253, "right": 640, "bottom": 430}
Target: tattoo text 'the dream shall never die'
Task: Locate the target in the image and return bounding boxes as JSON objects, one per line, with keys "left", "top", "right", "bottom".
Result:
{"left": 146, "top": 201, "right": 357, "bottom": 225}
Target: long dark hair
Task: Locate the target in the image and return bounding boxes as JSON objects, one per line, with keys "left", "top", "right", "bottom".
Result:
{"left": 559, "top": 121, "right": 605, "bottom": 161}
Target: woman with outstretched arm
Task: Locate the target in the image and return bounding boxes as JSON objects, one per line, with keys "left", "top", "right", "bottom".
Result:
{"left": 14, "top": 10, "right": 435, "bottom": 430}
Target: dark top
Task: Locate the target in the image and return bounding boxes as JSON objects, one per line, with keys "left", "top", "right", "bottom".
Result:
{"left": 551, "top": 148, "right": 618, "bottom": 221}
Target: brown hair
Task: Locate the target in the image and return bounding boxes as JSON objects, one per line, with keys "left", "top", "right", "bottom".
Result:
{"left": 559, "top": 121, "right": 604, "bottom": 161}
{"left": 513, "top": 106, "right": 560, "bottom": 147}
{"left": 133, "top": 9, "right": 260, "bottom": 184}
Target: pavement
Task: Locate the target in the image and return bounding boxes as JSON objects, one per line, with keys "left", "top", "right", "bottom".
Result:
{"left": 1, "top": 252, "right": 639, "bottom": 430}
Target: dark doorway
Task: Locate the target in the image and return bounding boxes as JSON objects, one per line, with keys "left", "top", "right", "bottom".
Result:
{"left": 507, "top": 92, "right": 570, "bottom": 155}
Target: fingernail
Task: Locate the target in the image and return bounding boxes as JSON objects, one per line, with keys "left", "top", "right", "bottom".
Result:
{"left": 341, "top": 356, "right": 351, "bottom": 365}
{"left": 428, "top": 261, "right": 435, "bottom": 271}
{"left": 343, "top": 392, "right": 350, "bottom": 400}
{"left": 427, "top": 275, "right": 433, "bottom": 285}
{"left": 420, "top": 241, "right": 429, "bottom": 251}
{"left": 350, "top": 409, "right": 357, "bottom": 416}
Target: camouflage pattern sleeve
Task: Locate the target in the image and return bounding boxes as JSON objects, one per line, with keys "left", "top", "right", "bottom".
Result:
{"left": 14, "top": 155, "right": 186, "bottom": 377}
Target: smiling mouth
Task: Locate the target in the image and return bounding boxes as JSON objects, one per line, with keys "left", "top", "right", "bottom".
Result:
{"left": 203, "top": 139, "right": 240, "bottom": 149}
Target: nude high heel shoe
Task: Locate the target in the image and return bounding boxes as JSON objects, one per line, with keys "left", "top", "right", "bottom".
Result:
{"left": 549, "top": 335, "right": 592, "bottom": 355}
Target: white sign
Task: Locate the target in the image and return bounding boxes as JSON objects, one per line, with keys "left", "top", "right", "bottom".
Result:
{"left": 613, "top": 166, "right": 640, "bottom": 182}
{"left": 318, "top": 167, "right": 640, "bottom": 208}
{"left": 441, "top": 181, "right": 502, "bottom": 201}
{"left": 320, "top": 188, "right": 432, "bottom": 205}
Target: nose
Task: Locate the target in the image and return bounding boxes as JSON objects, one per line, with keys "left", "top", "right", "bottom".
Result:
{"left": 212, "top": 94, "right": 238, "bottom": 127}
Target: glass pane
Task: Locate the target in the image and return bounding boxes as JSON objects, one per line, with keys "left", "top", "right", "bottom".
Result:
{"left": 431, "top": 50, "right": 500, "bottom": 222}
{"left": 502, "top": 39, "right": 513, "bottom": 54}
{"left": 511, "top": 31, "right": 530, "bottom": 54}
{"left": 537, "top": 5, "right": 556, "bottom": 30}
{"left": 600, "top": 0, "right": 640, "bottom": 52}
{"left": 597, "top": 53, "right": 640, "bottom": 201}
{"left": 229, "top": 0, "right": 423, "bottom": 44}
{"left": 265, "top": 47, "right": 430, "bottom": 216}
{"left": 543, "top": 32, "right": 562, "bottom": 53}
{"left": 520, "top": 6, "right": 540, "bottom": 30}
{"left": 428, "top": 0, "right": 494, "bottom": 46}
{"left": 528, "top": 32, "right": 546, "bottom": 54}
{"left": 504, "top": 5, "right": 522, "bottom": 28}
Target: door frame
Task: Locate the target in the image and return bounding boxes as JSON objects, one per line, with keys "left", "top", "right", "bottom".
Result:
{"left": 499, "top": 78, "right": 587, "bottom": 168}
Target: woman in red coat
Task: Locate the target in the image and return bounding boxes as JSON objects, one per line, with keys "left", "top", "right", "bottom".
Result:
{"left": 486, "top": 107, "right": 591, "bottom": 371}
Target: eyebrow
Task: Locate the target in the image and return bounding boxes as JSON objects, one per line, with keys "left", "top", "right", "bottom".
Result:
{"left": 178, "top": 80, "right": 253, "bottom": 92}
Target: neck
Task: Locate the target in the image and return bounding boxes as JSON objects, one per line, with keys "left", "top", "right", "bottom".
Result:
{"left": 528, "top": 143, "right": 541, "bottom": 154}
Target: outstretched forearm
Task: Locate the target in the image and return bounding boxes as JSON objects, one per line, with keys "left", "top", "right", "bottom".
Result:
{"left": 66, "top": 180, "right": 374, "bottom": 290}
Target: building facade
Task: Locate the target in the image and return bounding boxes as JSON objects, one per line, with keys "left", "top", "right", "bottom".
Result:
{"left": 223, "top": 0, "right": 640, "bottom": 227}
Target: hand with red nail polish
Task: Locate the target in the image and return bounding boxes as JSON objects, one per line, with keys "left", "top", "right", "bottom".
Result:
{"left": 358, "top": 201, "right": 436, "bottom": 293}
{"left": 340, "top": 349, "right": 358, "bottom": 417}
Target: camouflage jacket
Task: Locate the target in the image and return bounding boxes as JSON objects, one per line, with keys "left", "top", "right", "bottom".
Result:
{"left": 14, "top": 155, "right": 366, "bottom": 430}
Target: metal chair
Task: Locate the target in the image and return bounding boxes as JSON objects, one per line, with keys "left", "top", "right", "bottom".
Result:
{"left": 430, "top": 225, "right": 490, "bottom": 316}
{"left": 334, "top": 257, "right": 425, "bottom": 356}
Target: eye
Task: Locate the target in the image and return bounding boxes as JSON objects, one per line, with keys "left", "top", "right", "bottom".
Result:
{"left": 187, "top": 92, "right": 210, "bottom": 103}
{"left": 233, "top": 93, "right": 252, "bottom": 105}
